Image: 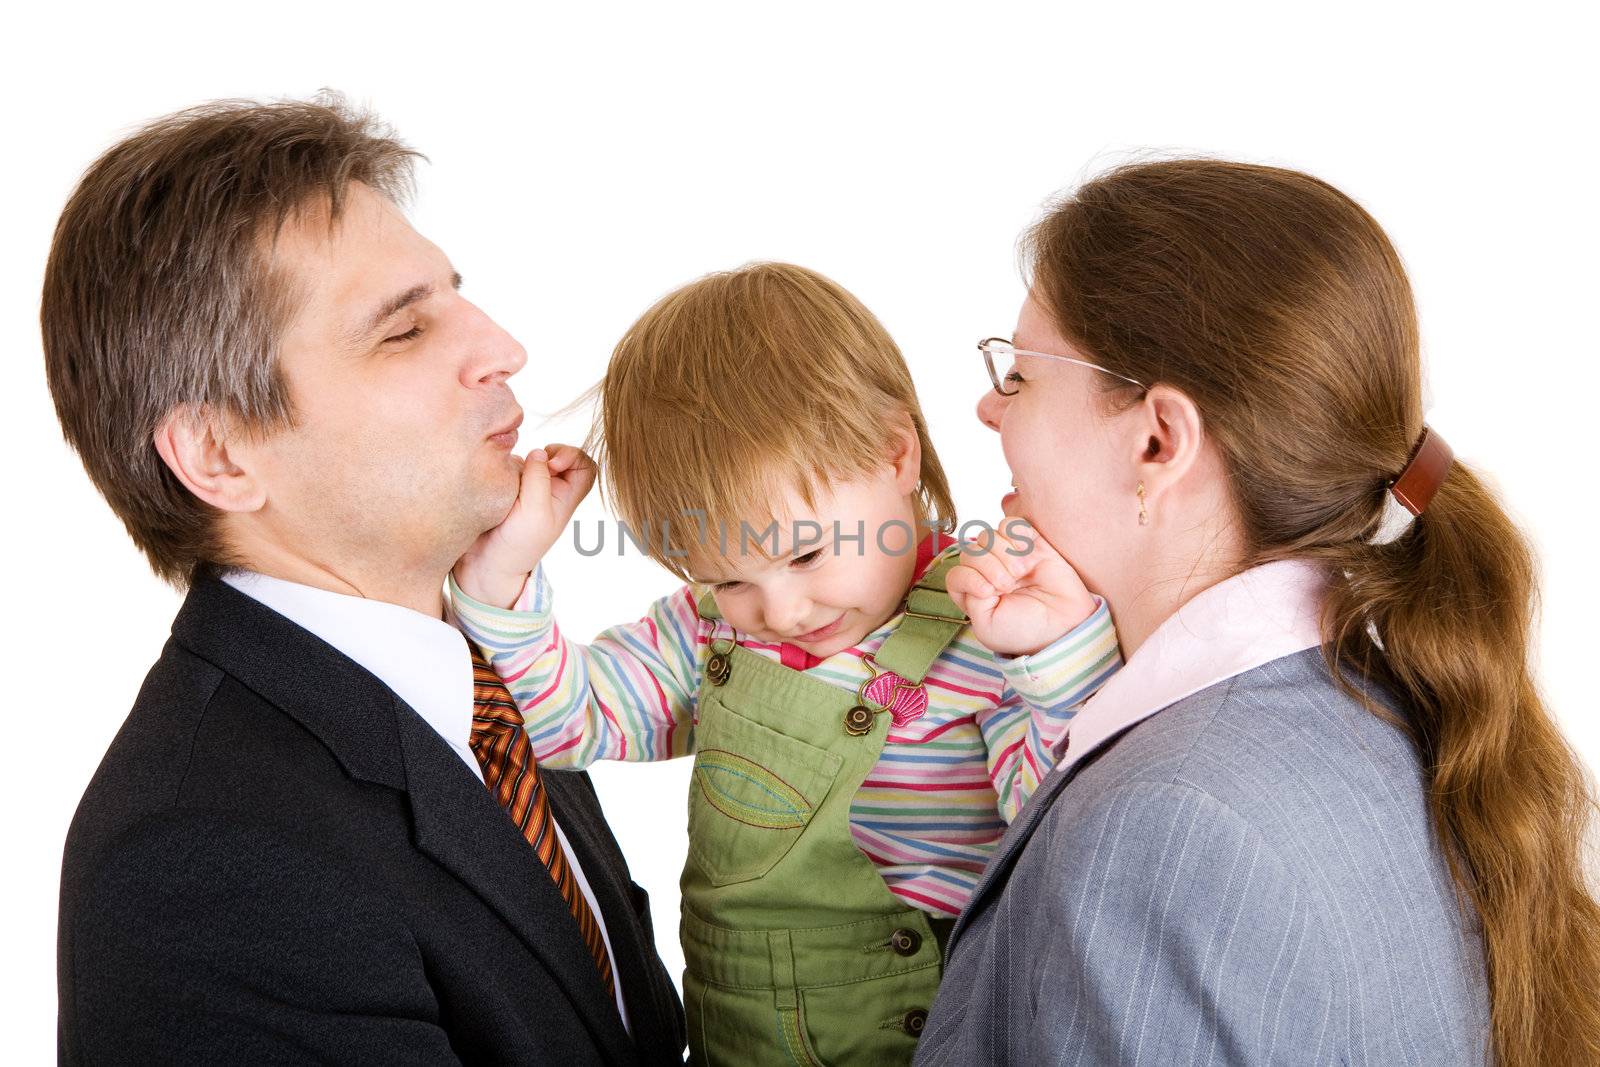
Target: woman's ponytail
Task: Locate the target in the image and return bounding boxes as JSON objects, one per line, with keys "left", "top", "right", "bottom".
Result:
{"left": 1321, "top": 461, "right": 1600, "bottom": 1065}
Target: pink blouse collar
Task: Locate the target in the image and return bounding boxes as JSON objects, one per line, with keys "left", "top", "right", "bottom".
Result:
{"left": 1053, "top": 558, "right": 1328, "bottom": 768}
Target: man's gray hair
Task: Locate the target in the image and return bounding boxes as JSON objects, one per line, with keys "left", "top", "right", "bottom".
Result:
{"left": 41, "top": 92, "right": 420, "bottom": 587}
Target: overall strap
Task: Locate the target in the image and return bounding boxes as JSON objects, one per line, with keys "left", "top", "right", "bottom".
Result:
{"left": 873, "top": 549, "right": 968, "bottom": 685}
{"left": 695, "top": 587, "right": 723, "bottom": 621}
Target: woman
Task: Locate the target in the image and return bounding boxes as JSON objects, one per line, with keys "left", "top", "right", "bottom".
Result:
{"left": 917, "top": 160, "right": 1600, "bottom": 1065}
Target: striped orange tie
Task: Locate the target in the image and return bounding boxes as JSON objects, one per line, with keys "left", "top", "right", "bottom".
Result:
{"left": 468, "top": 645, "right": 615, "bottom": 999}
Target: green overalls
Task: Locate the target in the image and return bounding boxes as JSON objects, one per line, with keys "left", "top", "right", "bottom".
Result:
{"left": 679, "top": 553, "right": 968, "bottom": 1065}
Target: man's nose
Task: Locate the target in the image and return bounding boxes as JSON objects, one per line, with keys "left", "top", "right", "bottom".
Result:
{"left": 976, "top": 388, "right": 1006, "bottom": 432}
{"left": 459, "top": 299, "right": 528, "bottom": 386}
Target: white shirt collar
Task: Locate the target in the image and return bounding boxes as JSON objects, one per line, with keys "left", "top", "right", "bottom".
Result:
{"left": 219, "top": 570, "right": 630, "bottom": 1029}
{"left": 1055, "top": 558, "right": 1327, "bottom": 769}
{"left": 221, "top": 570, "right": 481, "bottom": 779}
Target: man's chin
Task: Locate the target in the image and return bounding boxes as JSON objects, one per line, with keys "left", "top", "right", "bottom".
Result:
{"left": 474, "top": 444, "right": 521, "bottom": 487}
{"left": 453, "top": 452, "right": 540, "bottom": 563}
{"left": 475, "top": 490, "right": 518, "bottom": 533}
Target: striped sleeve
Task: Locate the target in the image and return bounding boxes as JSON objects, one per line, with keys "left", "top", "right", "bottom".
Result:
{"left": 448, "top": 564, "right": 704, "bottom": 769}
{"left": 981, "top": 597, "right": 1122, "bottom": 822}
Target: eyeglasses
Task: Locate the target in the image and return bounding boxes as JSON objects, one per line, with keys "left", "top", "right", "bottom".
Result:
{"left": 978, "top": 337, "right": 1146, "bottom": 396}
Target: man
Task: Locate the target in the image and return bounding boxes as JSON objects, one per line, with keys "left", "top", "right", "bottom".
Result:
{"left": 45, "top": 96, "right": 684, "bottom": 1064}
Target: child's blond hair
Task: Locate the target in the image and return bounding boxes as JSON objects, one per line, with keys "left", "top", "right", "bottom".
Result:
{"left": 588, "top": 262, "right": 956, "bottom": 582}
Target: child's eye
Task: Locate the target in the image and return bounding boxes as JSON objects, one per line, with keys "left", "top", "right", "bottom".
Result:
{"left": 714, "top": 580, "right": 746, "bottom": 593}
{"left": 789, "top": 549, "right": 824, "bottom": 569}
{"left": 384, "top": 324, "right": 424, "bottom": 344}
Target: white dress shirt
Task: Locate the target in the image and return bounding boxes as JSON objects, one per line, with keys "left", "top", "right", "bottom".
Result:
{"left": 222, "top": 570, "right": 629, "bottom": 1030}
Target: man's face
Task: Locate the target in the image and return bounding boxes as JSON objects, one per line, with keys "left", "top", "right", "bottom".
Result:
{"left": 246, "top": 183, "right": 527, "bottom": 581}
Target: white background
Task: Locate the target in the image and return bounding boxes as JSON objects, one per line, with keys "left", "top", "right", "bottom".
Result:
{"left": 4, "top": 2, "right": 1595, "bottom": 1059}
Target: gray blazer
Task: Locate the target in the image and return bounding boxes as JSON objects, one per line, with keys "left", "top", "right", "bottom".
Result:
{"left": 915, "top": 647, "right": 1490, "bottom": 1065}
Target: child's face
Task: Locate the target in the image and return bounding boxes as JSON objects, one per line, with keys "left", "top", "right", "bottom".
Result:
{"left": 690, "top": 449, "right": 926, "bottom": 661}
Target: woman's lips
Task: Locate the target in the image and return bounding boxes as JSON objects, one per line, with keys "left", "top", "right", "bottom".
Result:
{"left": 793, "top": 613, "right": 846, "bottom": 643}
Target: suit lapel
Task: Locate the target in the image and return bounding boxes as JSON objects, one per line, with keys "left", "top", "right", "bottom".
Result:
{"left": 395, "top": 702, "right": 636, "bottom": 1065}
{"left": 172, "top": 577, "right": 408, "bottom": 789}
{"left": 946, "top": 721, "right": 1141, "bottom": 952}
{"left": 173, "top": 578, "right": 636, "bottom": 1065}
{"left": 543, "top": 772, "right": 680, "bottom": 1058}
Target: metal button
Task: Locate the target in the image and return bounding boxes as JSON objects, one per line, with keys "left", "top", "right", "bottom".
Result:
{"left": 706, "top": 652, "right": 731, "bottom": 687}
{"left": 903, "top": 1008, "right": 928, "bottom": 1036}
{"left": 889, "top": 928, "right": 921, "bottom": 956}
{"left": 843, "top": 705, "right": 875, "bottom": 736}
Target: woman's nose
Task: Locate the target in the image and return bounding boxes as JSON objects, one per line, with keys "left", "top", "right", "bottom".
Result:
{"left": 977, "top": 388, "right": 1006, "bottom": 432}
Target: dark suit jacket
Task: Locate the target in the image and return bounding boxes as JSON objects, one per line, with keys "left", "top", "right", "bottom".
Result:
{"left": 58, "top": 576, "right": 685, "bottom": 1065}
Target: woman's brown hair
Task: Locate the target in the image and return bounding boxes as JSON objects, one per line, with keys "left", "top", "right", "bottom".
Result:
{"left": 1026, "top": 158, "right": 1600, "bottom": 1064}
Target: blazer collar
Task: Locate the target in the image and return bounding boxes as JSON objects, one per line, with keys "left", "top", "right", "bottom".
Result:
{"left": 171, "top": 576, "right": 408, "bottom": 789}
{"left": 397, "top": 713, "right": 637, "bottom": 1063}
{"left": 950, "top": 561, "right": 1330, "bottom": 951}
{"left": 170, "top": 576, "right": 637, "bottom": 1063}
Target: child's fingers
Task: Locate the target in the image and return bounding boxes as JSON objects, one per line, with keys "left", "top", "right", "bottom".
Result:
{"left": 541, "top": 444, "right": 597, "bottom": 508}
{"left": 996, "top": 517, "right": 1053, "bottom": 561}
{"left": 945, "top": 562, "right": 997, "bottom": 600}
{"left": 542, "top": 443, "right": 594, "bottom": 476}
{"left": 961, "top": 531, "right": 1025, "bottom": 592}
{"left": 945, "top": 564, "right": 998, "bottom": 619}
{"left": 993, "top": 521, "right": 1067, "bottom": 585}
{"left": 567, "top": 461, "right": 598, "bottom": 500}
{"left": 518, "top": 448, "right": 552, "bottom": 503}
{"left": 998, "top": 521, "right": 1097, "bottom": 628}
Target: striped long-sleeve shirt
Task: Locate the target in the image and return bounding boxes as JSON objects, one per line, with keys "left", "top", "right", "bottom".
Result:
{"left": 450, "top": 541, "right": 1122, "bottom": 917}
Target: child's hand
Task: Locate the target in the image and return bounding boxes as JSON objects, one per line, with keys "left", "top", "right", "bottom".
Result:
{"left": 945, "top": 519, "right": 1099, "bottom": 658}
{"left": 453, "top": 444, "right": 597, "bottom": 609}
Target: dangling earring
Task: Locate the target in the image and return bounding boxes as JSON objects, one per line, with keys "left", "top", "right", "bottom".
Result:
{"left": 1137, "top": 482, "right": 1149, "bottom": 526}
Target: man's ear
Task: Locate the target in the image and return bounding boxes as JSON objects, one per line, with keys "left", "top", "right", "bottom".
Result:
{"left": 1131, "top": 385, "right": 1205, "bottom": 507}
{"left": 152, "top": 405, "right": 267, "bottom": 513}
{"left": 887, "top": 415, "right": 923, "bottom": 496}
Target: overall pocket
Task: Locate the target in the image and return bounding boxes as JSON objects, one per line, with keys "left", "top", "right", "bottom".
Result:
{"left": 687, "top": 702, "right": 842, "bottom": 886}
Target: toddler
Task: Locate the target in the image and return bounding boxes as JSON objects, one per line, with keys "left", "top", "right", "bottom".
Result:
{"left": 450, "top": 263, "right": 1121, "bottom": 1065}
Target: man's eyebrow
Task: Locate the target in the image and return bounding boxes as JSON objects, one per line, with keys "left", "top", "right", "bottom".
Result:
{"left": 348, "top": 270, "right": 464, "bottom": 345}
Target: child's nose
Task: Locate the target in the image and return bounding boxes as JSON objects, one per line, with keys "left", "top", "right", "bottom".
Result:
{"left": 764, "top": 592, "right": 812, "bottom": 637}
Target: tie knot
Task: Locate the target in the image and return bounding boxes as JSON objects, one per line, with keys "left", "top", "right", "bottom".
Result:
{"left": 469, "top": 644, "right": 524, "bottom": 735}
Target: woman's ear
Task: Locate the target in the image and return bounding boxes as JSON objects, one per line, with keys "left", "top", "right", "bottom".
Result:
{"left": 153, "top": 405, "right": 268, "bottom": 513}
{"left": 887, "top": 415, "right": 923, "bottom": 496}
{"left": 1131, "top": 385, "right": 1205, "bottom": 506}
